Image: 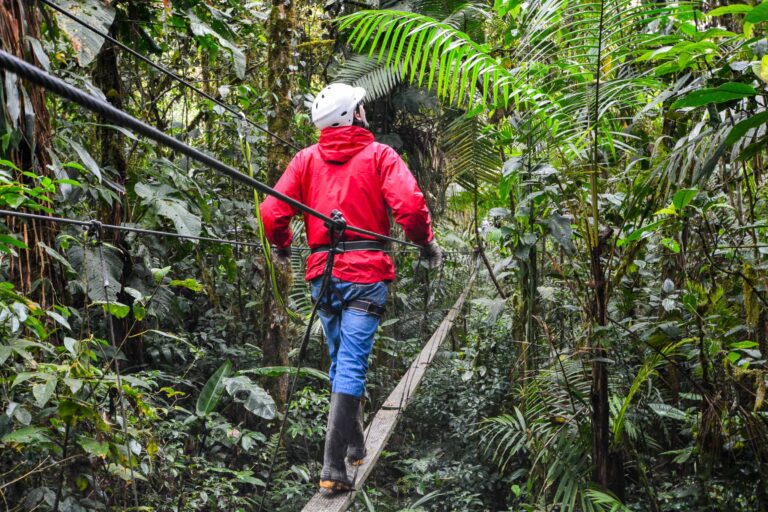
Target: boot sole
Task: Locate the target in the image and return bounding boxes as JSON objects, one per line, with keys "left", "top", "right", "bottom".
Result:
{"left": 319, "top": 480, "right": 354, "bottom": 492}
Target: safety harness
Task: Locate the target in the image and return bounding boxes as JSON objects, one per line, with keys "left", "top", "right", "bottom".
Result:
{"left": 310, "top": 239, "right": 387, "bottom": 254}
{"left": 312, "top": 239, "right": 388, "bottom": 317}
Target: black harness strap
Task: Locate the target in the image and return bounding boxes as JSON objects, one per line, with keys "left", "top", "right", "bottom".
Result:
{"left": 311, "top": 240, "right": 387, "bottom": 254}
{"left": 314, "top": 289, "right": 387, "bottom": 317}
{"left": 346, "top": 299, "right": 386, "bottom": 317}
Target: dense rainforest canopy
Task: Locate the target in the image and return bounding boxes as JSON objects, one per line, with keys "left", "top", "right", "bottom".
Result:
{"left": 2, "top": 0, "right": 768, "bottom": 510}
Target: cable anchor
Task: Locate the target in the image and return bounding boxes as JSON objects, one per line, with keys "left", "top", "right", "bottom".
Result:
{"left": 326, "top": 209, "right": 347, "bottom": 253}
{"left": 86, "top": 220, "right": 103, "bottom": 243}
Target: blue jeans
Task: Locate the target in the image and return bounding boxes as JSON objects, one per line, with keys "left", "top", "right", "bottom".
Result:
{"left": 310, "top": 278, "right": 389, "bottom": 397}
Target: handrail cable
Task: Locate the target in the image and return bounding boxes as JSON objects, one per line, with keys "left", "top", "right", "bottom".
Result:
{"left": 38, "top": 0, "right": 301, "bottom": 152}
{"left": 0, "top": 50, "right": 419, "bottom": 248}
{"left": 0, "top": 210, "right": 474, "bottom": 256}
{"left": 0, "top": 209, "right": 263, "bottom": 248}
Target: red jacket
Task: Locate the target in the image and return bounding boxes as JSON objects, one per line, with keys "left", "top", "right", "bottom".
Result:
{"left": 260, "top": 126, "right": 434, "bottom": 283}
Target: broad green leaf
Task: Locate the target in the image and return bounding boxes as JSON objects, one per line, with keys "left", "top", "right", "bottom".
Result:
{"left": 66, "top": 244, "right": 123, "bottom": 303}
{"left": 745, "top": 1, "right": 768, "bottom": 23}
{"left": 240, "top": 366, "right": 330, "bottom": 382}
{"left": 1, "top": 192, "right": 25, "bottom": 209}
{"left": 79, "top": 437, "right": 110, "bottom": 458}
{"left": 223, "top": 375, "right": 276, "bottom": 420}
{"left": 64, "top": 377, "right": 83, "bottom": 394}
{"left": 63, "top": 337, "right": 78, "bottom": 356}
{"left": 93, "top": 301, "right": 131, "bottom": 319}
{"left": 0, "top": 159, "right": 20, "bottom": 171}
{"left": 660, "top": 238, "right": 681, "bottom": 253}
{"left": 0, "top": 346, "right": 12, "bottom": 364}
{"left": 729, "top": 340, "right": 759, "bottom": 349}
{"left": 672, "top": 188, "right": 698, "bottom": 210}
{"left": 671, "top": 82, "right": 756, "bottom": 109}
{"left": 103, "top": 374, "right": 153, "bottom": 390}
{"left": 135, "top": 183, "right": 201, "bottom": 237}
{"left": 12, "top": 371, "right": 39, "bottom": 388}
{"left": 759, "top": 55, "right": 768, "bottom": 83}
{"left": 169, "top": 278, "right": 203, "bottom": 292}
{"left": 726, "top": 111, "right": 768, "bottom": 145}
{"left": 39, "top": 242, "right": 76, "bottom": 274}
{"left": 152, "top": 266, "right": 172, "bottom": 284}
{"left": 654, "top": 205, "right": 677, "bottom": 216}
{"left": 0, "top": 234, "right": 27, "bottom": 249}
{"left": 63, "top": 138, "right": 102, "bottom": 182}
{"left": 708, "top": 5, "right": 753, "bottom": 16}
{"left": 46, "top": 311, "right": 71, "bottom": 330}
{"left": 133, "top": 304, "right": 146, "bottom": 321}
{"left": 649, "top": 403, "right": 688, "bottom": 421}
{"left": 54, "top": 0, "right": 115, "bottom": 65}
{"left": 33, "top": 377, "right": 57, "bottom": 408}
{"left": 107, "top": 463, "right": 147, "bottom": 482}
{"left": 617, "top": 220, "right": 665, "bottom": 247}
{"left": 1, "top": 426, "right": 51, "bottom": 444}
{"left": 188, "top": 11, "right": 246, "bottom": 79}
{"left": 546, "top": 213, "right": 575, "bottom": 255}
{"left": 196, "top": 361, "right": 232, "bottom": 416}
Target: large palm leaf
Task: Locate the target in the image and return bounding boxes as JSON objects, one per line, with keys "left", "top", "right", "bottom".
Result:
{"left": 333, "top": 54, "right": 403, "bottom": 101}
{"left": 441, "top": 113, "right": 501, "bottom": 189}
{"left": 338, "top": 9, "right": 520, "bottom": 109}
{"left": 339, "top": 1, "right": 685, "bottom": 164}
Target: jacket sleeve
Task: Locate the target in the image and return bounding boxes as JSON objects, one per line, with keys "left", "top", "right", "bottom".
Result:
{"left": 378, "top": 145, "right": 434, "bottom": 245}
{"left": 260, "top": 152, "right": 303, "bottom": 249}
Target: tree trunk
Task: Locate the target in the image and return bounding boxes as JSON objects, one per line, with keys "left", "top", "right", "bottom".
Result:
{"left": 93, "top": 14, "right": 140, "bottom": 365}
{"left": 263, "top": 0, "right": 297, "bottom": 405}
{"left": 0, "top": 0, "right": 58, "bottom": 307}
{"left": 590, "top": 244, "right": 611, "bottom": 488}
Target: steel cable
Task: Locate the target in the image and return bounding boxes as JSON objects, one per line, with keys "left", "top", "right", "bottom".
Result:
{"left": 0, "top": 210, "right": 474, "bottom": 257}
{"left": 0, "top": 209, "right": 263, "bottom": 248}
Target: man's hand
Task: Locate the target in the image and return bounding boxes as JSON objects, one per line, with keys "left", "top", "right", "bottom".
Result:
{"left": 274, "top": 247, "right": 292, "bottom": 267}
{"left": 421, "top": 240, "right": 443, "bottom": 269}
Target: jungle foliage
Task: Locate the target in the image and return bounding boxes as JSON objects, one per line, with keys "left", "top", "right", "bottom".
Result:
{"left": 1, "top": 0, "right": 768, "bottom": 510}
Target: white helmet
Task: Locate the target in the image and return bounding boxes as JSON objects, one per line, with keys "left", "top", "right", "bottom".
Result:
{"left": 311, "top": 83, "right": 366, "bottom": 129}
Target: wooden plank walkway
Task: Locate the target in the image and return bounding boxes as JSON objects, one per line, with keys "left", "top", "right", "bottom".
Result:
{"left": 301, "top": 263, "right": 479, "bottom": 512}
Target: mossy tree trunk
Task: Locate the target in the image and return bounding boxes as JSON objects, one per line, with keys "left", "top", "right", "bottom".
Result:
{"left": 93, "top": 12, "right": 141, "bottom": 365}
{"left": 263, "top": 0, "right": 297, "bottom": 405}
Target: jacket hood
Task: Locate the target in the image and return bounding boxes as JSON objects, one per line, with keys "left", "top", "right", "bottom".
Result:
{"left": 318, "top": 126, "right": 375, "bottom": 163}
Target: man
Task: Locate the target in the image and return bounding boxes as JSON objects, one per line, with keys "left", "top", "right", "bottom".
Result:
{"left": 260, "top": 83, "right": 442, "bottom": 492}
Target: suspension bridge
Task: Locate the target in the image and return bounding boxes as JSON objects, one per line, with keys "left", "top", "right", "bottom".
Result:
{"left": 0, "top": 6, "right": 501, "bottom": 507}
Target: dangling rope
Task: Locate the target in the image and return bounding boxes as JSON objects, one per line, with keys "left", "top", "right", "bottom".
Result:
{"left": 90, "top": 221, "right": 140, "bottom": 508}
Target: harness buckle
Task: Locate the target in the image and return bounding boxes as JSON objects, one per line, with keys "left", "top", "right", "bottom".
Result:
{"left": 346, "top": 299, "right": 386, "bottom": 317}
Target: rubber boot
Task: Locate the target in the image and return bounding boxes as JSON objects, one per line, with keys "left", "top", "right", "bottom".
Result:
{"left": 319, "top": 392, "right": 359, "bottom": 492}
{"left": 346, "top": 399, "right": 366, "bottom": 466}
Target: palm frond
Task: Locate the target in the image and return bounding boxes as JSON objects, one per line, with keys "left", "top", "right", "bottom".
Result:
{"left": 441, "top": 114, "right": 502, "bottom": 188}
{"left": 475, "top": 357, "right": 603, "bottom": 512}
{"left": 334, "top": 54, "right": 404, "bottom": 101}
{"left": 338, "top": 10, "right": 519, "bottom": 109}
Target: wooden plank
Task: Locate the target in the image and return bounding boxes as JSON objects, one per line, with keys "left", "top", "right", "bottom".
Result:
{"left": 302, "top": 264, "right": 478, "bottom": 512}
